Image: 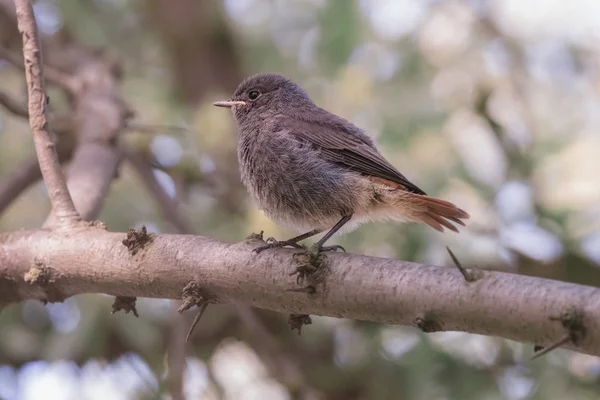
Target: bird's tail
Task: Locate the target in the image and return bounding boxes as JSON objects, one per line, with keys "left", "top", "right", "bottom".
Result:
{"left": 380, "top": 191, "right": 470, "bottom": 233}
{"left": 413, "top": 195, "right": 470, "bottom": 233}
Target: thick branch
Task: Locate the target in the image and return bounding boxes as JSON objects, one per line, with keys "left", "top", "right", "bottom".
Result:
{"left": 14, "top": 0, "right": 80, "bottom": 227}
{"left": 1, "top": 229, "right": 599, "bottom": 356}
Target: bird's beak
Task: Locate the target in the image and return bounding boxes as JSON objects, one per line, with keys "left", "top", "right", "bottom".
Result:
{"left": 212, "top": 100, "right": 246, "bottom": 108}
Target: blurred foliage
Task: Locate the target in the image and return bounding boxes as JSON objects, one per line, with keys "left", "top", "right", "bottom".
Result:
{"left": 1, "top": 0, "right": 600, "bottom": 399}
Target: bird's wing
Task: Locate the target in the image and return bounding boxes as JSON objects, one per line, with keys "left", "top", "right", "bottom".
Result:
{"left": 278, "top": 114, "right": 427, "bottom": 195}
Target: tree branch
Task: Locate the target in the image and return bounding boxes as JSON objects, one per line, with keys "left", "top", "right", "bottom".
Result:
{"left": 14, "top": 0, "right": 81, "bottom": 227}
{"left": 1, "top": 229, "right": 599, "bottom": 356}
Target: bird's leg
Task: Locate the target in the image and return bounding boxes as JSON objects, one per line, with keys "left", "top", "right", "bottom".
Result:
{"left": 290, "top": 215, "right": 352, "bottom": 286}
{"left": 313, "top": 215, "right": 352, "bottom": 253}
{"left": 253, "top": 229, "right": 322, "bottom": 253}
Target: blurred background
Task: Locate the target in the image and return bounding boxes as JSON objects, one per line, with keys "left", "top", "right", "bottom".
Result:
{"left": 1, "top": 0, "right": 600, "bottom": 399}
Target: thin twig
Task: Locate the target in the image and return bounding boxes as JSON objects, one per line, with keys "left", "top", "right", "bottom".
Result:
{"left": 122, "top": 145, "right": 194, "bottom": 233}
{"left": 531, "top": 335, "right": 571, "bottom": 360}
{"left": 125, "top": 122, "right": 190, "bottom": 136}
{"left": 0, "top": 111, "right": 74, "bottom": 216}
{"left": 0, "top": 144, "right": 73, "bottom": 216}
{"left": 14, "top": 0, "right": 81, "bottom": 227}
{"left": 0, "top": 90, "right": 28, "bottom": 117}
{"left": 446, "top": 246, "right": 481, "bottom": 282}
{"left": 0, "top": 47, "right": 26, "bottom": 69}
{"left": 185, "top": 302, "right": 209, "bottom": 342}
{"left": 0, "top": 157, "right": 40, "bottom": 215}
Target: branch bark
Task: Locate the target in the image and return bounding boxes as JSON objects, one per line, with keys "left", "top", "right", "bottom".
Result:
{"left": 1, "top": 229, "right": 599, "bottom": 356}
{"left": 14, "top": 0, "right": 80, "bottom": 227}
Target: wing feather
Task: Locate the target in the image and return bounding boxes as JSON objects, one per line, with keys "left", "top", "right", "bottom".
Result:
{"left": 275, "top": 112, "right": 427, "bottom": 195}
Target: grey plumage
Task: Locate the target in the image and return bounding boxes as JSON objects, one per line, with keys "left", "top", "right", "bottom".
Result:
{"left": 214, "top": 73, "right": 469, "bottom": 251}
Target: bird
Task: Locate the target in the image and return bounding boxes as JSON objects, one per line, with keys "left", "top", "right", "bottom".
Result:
{"left": 213, "top": 73, "right": 469, "bottom": 253}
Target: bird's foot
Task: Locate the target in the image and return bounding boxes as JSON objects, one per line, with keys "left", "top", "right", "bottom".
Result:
{"left": 291, "top": 252, "right": 320, "bottom": 285}
{"left": 253, "top": 237, "right": 304, "bottom": 254}
{"left": 290, "top": 243, "right": 346, "bottom": 284}
{"left": 318, "top": 244, "right": 346, "bottom": 253}
{"left": 290, "top": 243, "right": 341, "bottom": 285}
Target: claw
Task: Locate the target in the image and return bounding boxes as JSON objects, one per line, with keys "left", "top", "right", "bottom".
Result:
{"left": 253, "top": 239, "right": 303, "bottom": 253}
{"left": 318, "top": 244, "right": 345, "bottom": 253}
{"left": 253, "top": 245, "right": 270, "bottom": 254}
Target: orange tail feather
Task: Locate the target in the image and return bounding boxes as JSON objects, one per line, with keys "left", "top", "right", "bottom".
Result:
{"left": 415, "top": 196, "right": 470, "bottom": 233}
{"left": 369, "top": 177, "right": 470, "bottom": 232}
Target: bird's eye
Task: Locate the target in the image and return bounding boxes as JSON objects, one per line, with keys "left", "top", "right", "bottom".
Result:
{"left": 248, "top": 90, "right": 261, "bottom": 100}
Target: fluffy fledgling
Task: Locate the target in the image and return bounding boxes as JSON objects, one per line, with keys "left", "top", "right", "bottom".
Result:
{"left": 214, "top": 73, "right": 469, "bottom": 252}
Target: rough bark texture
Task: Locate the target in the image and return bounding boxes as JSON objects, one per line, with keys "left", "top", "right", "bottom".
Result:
{"left": 1, "top": 229, "right": 599, "bottom": 356}
{"left": 14, "top": 0, "right": 81, "bottom": 227}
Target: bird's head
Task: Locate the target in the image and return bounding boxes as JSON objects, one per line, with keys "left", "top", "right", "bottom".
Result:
{"left": 213, "top": 73, "right": 314, "bottom": 123}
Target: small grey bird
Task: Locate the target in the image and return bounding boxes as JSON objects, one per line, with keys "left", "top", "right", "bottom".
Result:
{"left": 214, "top": 73, "right": 469, "bottom": 253}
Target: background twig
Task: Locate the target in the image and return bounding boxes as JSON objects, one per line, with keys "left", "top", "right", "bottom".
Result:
{"left": 0, "top": 46, "right": 78, "bottom": 92}
{"left": 0, "top": 145, "right": 73, "bottom": 215}
{"left": 0, "top": 90, "right": 28, "bottom": 117}
{"left": 123, "top": 145, "right": 193, "bottom": 233}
